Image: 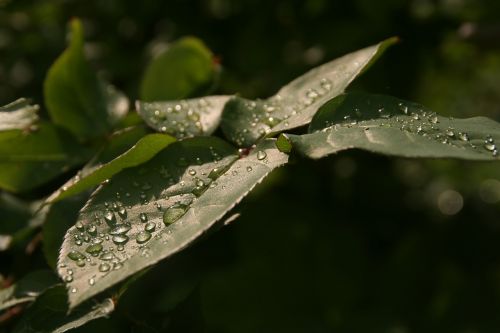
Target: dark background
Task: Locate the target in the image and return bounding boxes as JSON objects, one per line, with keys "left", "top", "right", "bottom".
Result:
{"left": 1, "top": 0, "right": 500, "bottom": 332}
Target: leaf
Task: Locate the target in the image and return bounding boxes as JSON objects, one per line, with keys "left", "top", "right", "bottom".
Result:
{"left": 136, "top": 95, "right": 231, "bottom": 138}
{"left": 0, "top": 98, "right": 39, "bottom": 131}
{"left": 0, "top": 122, "right": 93, "bottom": 192}
{"left": 140, "top": 37, "right": 217, "bottom": 102}
{"left": 0, "top": 270, "right": 59, "bottom": 311}
{"left": 44, "top": 19, "right": 129, "bottom": 141}
{"left": 220, "top": 38, "right": 397, "bottom": 147}
{"left": 43, "top": 194, "right": 92, "bottom": 269}
{"left": 58, "top": 137, "right": 288, "bottom": 308}
{"left": 47, "top": 130, "right": 176, "bottom": 204}
{"left": 12, "top": 285, "right": 114, "bottom": 333}
{"left": 288, "top": 93, "right": 500, "bottom": 160}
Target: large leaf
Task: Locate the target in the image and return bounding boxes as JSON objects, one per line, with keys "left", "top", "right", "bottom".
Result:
{"left": 0, "top": 270, "right": 59, "bottom": 311}
{"left": 0, "top": 98, "right": 39, "bottom": 131}
{"left": 12, "top": 286, "right": 114, "bottom": 333}
{"left": 288, "top": 93, "right": 500, "bottom": 160}
{"left": 136, "top": 96, "right": 231, "bottom": 138}
{"left": 47, "top": 130, "right": 176, "bottom": 204}
{"left": 44, "top": 19, "right": 128, "bottom": 141}
{"left": 0, "top": 123, "right": 93, "bottom": 192}
{"left": 139, "top": 37, "right": 217, "bottom": 102}
{"left": 220, "top": 38, "right": 397, "bottom": 147}
{"left": 58, "top": 137, "right": 288, "bottom": 308}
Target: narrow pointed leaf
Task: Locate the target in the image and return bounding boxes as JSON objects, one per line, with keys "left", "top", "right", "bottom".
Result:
{"left": 44, "top": 19, "right": 128, "bottom": 140}
{"left": 0, "top": 123, "right": 93, "bottom": 192}
{"left": 12, "top": 286, "right": 114, "bottom": 333}
{"left": 137, "top": 95, "right": 231, "bottom": 138}
{"left": 140, "top": 37, "right": 217, "bottom": 102}
{"left": 0, "top": 98, "right": 39, "bottom": 131}
{"left": 0, "top": 270, "right": 59, "bottom": 311}
{"left": 289, "top": 93, "right": 500, "bottom": 160}
{"left": 58, "top": 137, "right": 288, "bottom": 308}
{"left": 221, "top": 38, "right": 397, "bottom": 146}
{"left": 47, "top": 131, "right": 176, "bottom": 204}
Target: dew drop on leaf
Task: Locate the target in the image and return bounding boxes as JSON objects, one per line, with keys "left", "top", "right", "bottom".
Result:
{"left": 163, "top": 204, "right": 189, "bottom": 225}
{"left": 136, "top": 231, "right": 152, "bottom": 244}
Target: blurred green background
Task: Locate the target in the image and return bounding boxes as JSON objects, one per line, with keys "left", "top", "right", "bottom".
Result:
{"left": 1, "top": 0, "right": 500, "bottom": 332}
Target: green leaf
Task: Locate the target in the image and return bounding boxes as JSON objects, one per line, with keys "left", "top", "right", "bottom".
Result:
{"left": 44, "top": 19, "right": 129, "bottom": 141}
{"left": 0, "top": 98, "right": 39, "bottom": 131}
{"left": 221, "top": 38, "right": 397, "bottom": 147}
{"left": 140, "top": 37, "right": 217, "bottom": 102}
{"left": 136, "top": 96, "right": 231, "bottom": 138}
{"left": 58, "top": 137, "right": 288, "bottom": 308}
{"left": 47, "top": 130, "right": 176, "bottom": 204}
{"left": 288, "top": 93, "right": 500, "bottom": 160}
{"left": 275, "top": 133, "right": 292, "bottom": 154}
{"left": 12, "top": 285, "right": 114, "bottom": 333}
{"left": 0, "top": 123, "right": 93, "bottom": 192}
{"left": 0, "top": 270, "right": 59, "bottom": 311}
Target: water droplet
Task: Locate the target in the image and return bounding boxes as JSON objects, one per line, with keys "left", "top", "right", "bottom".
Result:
{"left": 70, "top": 288, "right": 77, "bottom": 293}
{"left": 99, "top": 263, "right": 111, "bottom": 272}
{"left": 112, "top": 235, "right": 129, "bottom": 245}
{"left": 145, "top": 222, "right": 156, "bottom": 232}
{"left": 85, "top": 244, "right": 103, "bottom": 256}
{"left": 99, "top": 252, "right": 114, "bottom": 261}
{"left": 87, "top": 224, "right": 97, "bottom": 236}
{"left": 458, "top": 132, "right": 469, "bottom": 141}
{"left": 104, "top": 210, "right": 116, "bottom": 225}
{"left": 445, "top": 128, "right": 455, "bottom": 137}
{"left": 188, "top": 169, "right": 197, "bottom": 176}
{"left": 429, "top": 115, "right": 438, "bottom": 124}
{"left": 139, "top": 213, "right": 148, "bottom": 222}
{"left": 257, "top": 150, "right": 267, "bottom": 160}
{"left": 136, "top": 231, "right": 152, "bottom": 244}
{"left": 64, "top": 275, "right": 73, "bottom": 282}
{"left": 76, "top": 222, "right": 84, "bottom": 231}
{"left": 163, "top": 204, "right": 189, "bottom": 225}
{"left": 320, "top": 78, "right": 332, "bottom": 91}
{"left": 109, "top": 224, "right": 131, "bottom": 235}
{"left": 88, "top": 278, "right": 95, "bottom": 286}
{"left": 67, "top": 250, "right": 86, "bottom": 261}
{"left": 118, "top": 207, "right": 127, "bottom": 219}
{"left": 246, "top": 166, "right": 253, "bottom": 172}
{"left": 76, "top": 259, "right": 85, "bottom": 267}
{"left": 484, "top": 142, "right": 496, "bottom": 151}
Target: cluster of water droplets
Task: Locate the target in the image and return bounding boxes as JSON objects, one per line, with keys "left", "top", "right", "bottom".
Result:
{"left": 139, "top": 98, "right": 214, "bottom": 138}
{"left": 60, "top": 145, "right": 246, "bottom": 292}
{"left": 231, "top": 78, "right": 333, "bottom": 146}
{"left": 318, "top": 100, "right": 499, "bottom": 157}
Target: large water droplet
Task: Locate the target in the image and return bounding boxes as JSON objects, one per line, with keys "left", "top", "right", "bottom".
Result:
{"left": 99, "top": 252, "right": 114, "bottom": 261}
{"left": 67, "top": 250, "right": 86, "bottom": 261}
{"left": 112, "top": 235, "right": 129, "bottom": 245}
{"left": 118, "top": 207, "right": 127, "bottom": 219}
{"left": 145, "top": 222, "right": 156, "bottom": 232}
{"left": 85, "top": 244, "right": 103, "bottom": 256}
{"left": 136, "top": 231, "right": 152, "bottom": 244}
{"left": 163, "top": 204, "right": 189, "bottom": 225}
{"left": 104, "top": 210, "right": 116, "bottom": 226}
{"left": 109, "top": 224, "right": 131, "bottom": 235}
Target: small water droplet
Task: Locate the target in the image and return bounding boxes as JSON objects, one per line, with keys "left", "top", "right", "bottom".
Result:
{"left": 445, "top": 128, "right": 455, "bottom": 137}
{"left": 118, "top": 207, "right": 127, "bottom": 219}
{"left": 136, "top": 231, "right": 152, "bottom": 244}
{"left": 139, "top": 213, "right": 148, "bottom": 222}
{"left": 64, "top": 275, "right": 73, "bottom": 282}
{"left": 88, "top": 278, "right": 95, "bottom": 286}
{"left": 188, "top": 169, "right": 197, "bottom": 176}
{"left": 246, "top": 166, "right": 253, "bottom": 172}
{"left": 484, "top": 143, "right": 496, "bottom": 151}
{"left": 145, "top": 222, "right": 156, "bottom": 232}
{"left": 257, "top": 150, "right": 267, "bottom": 160}
{"left": 458, "top": 132, "right": 469, "bottom": 141}
{"left": 76, "top": 222, "right": 84, "bottom": 231}
{"left": 99, "top": 263, "right": 111, "bottom": 272}
{"left": 104, "top": 210, "right": 116, "bottom": 225}
{"left": 99, "top": 252, "right": 114, "bottom": 261}
{"left": 70, "top": 288, "right": 77, "bottom": 293}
